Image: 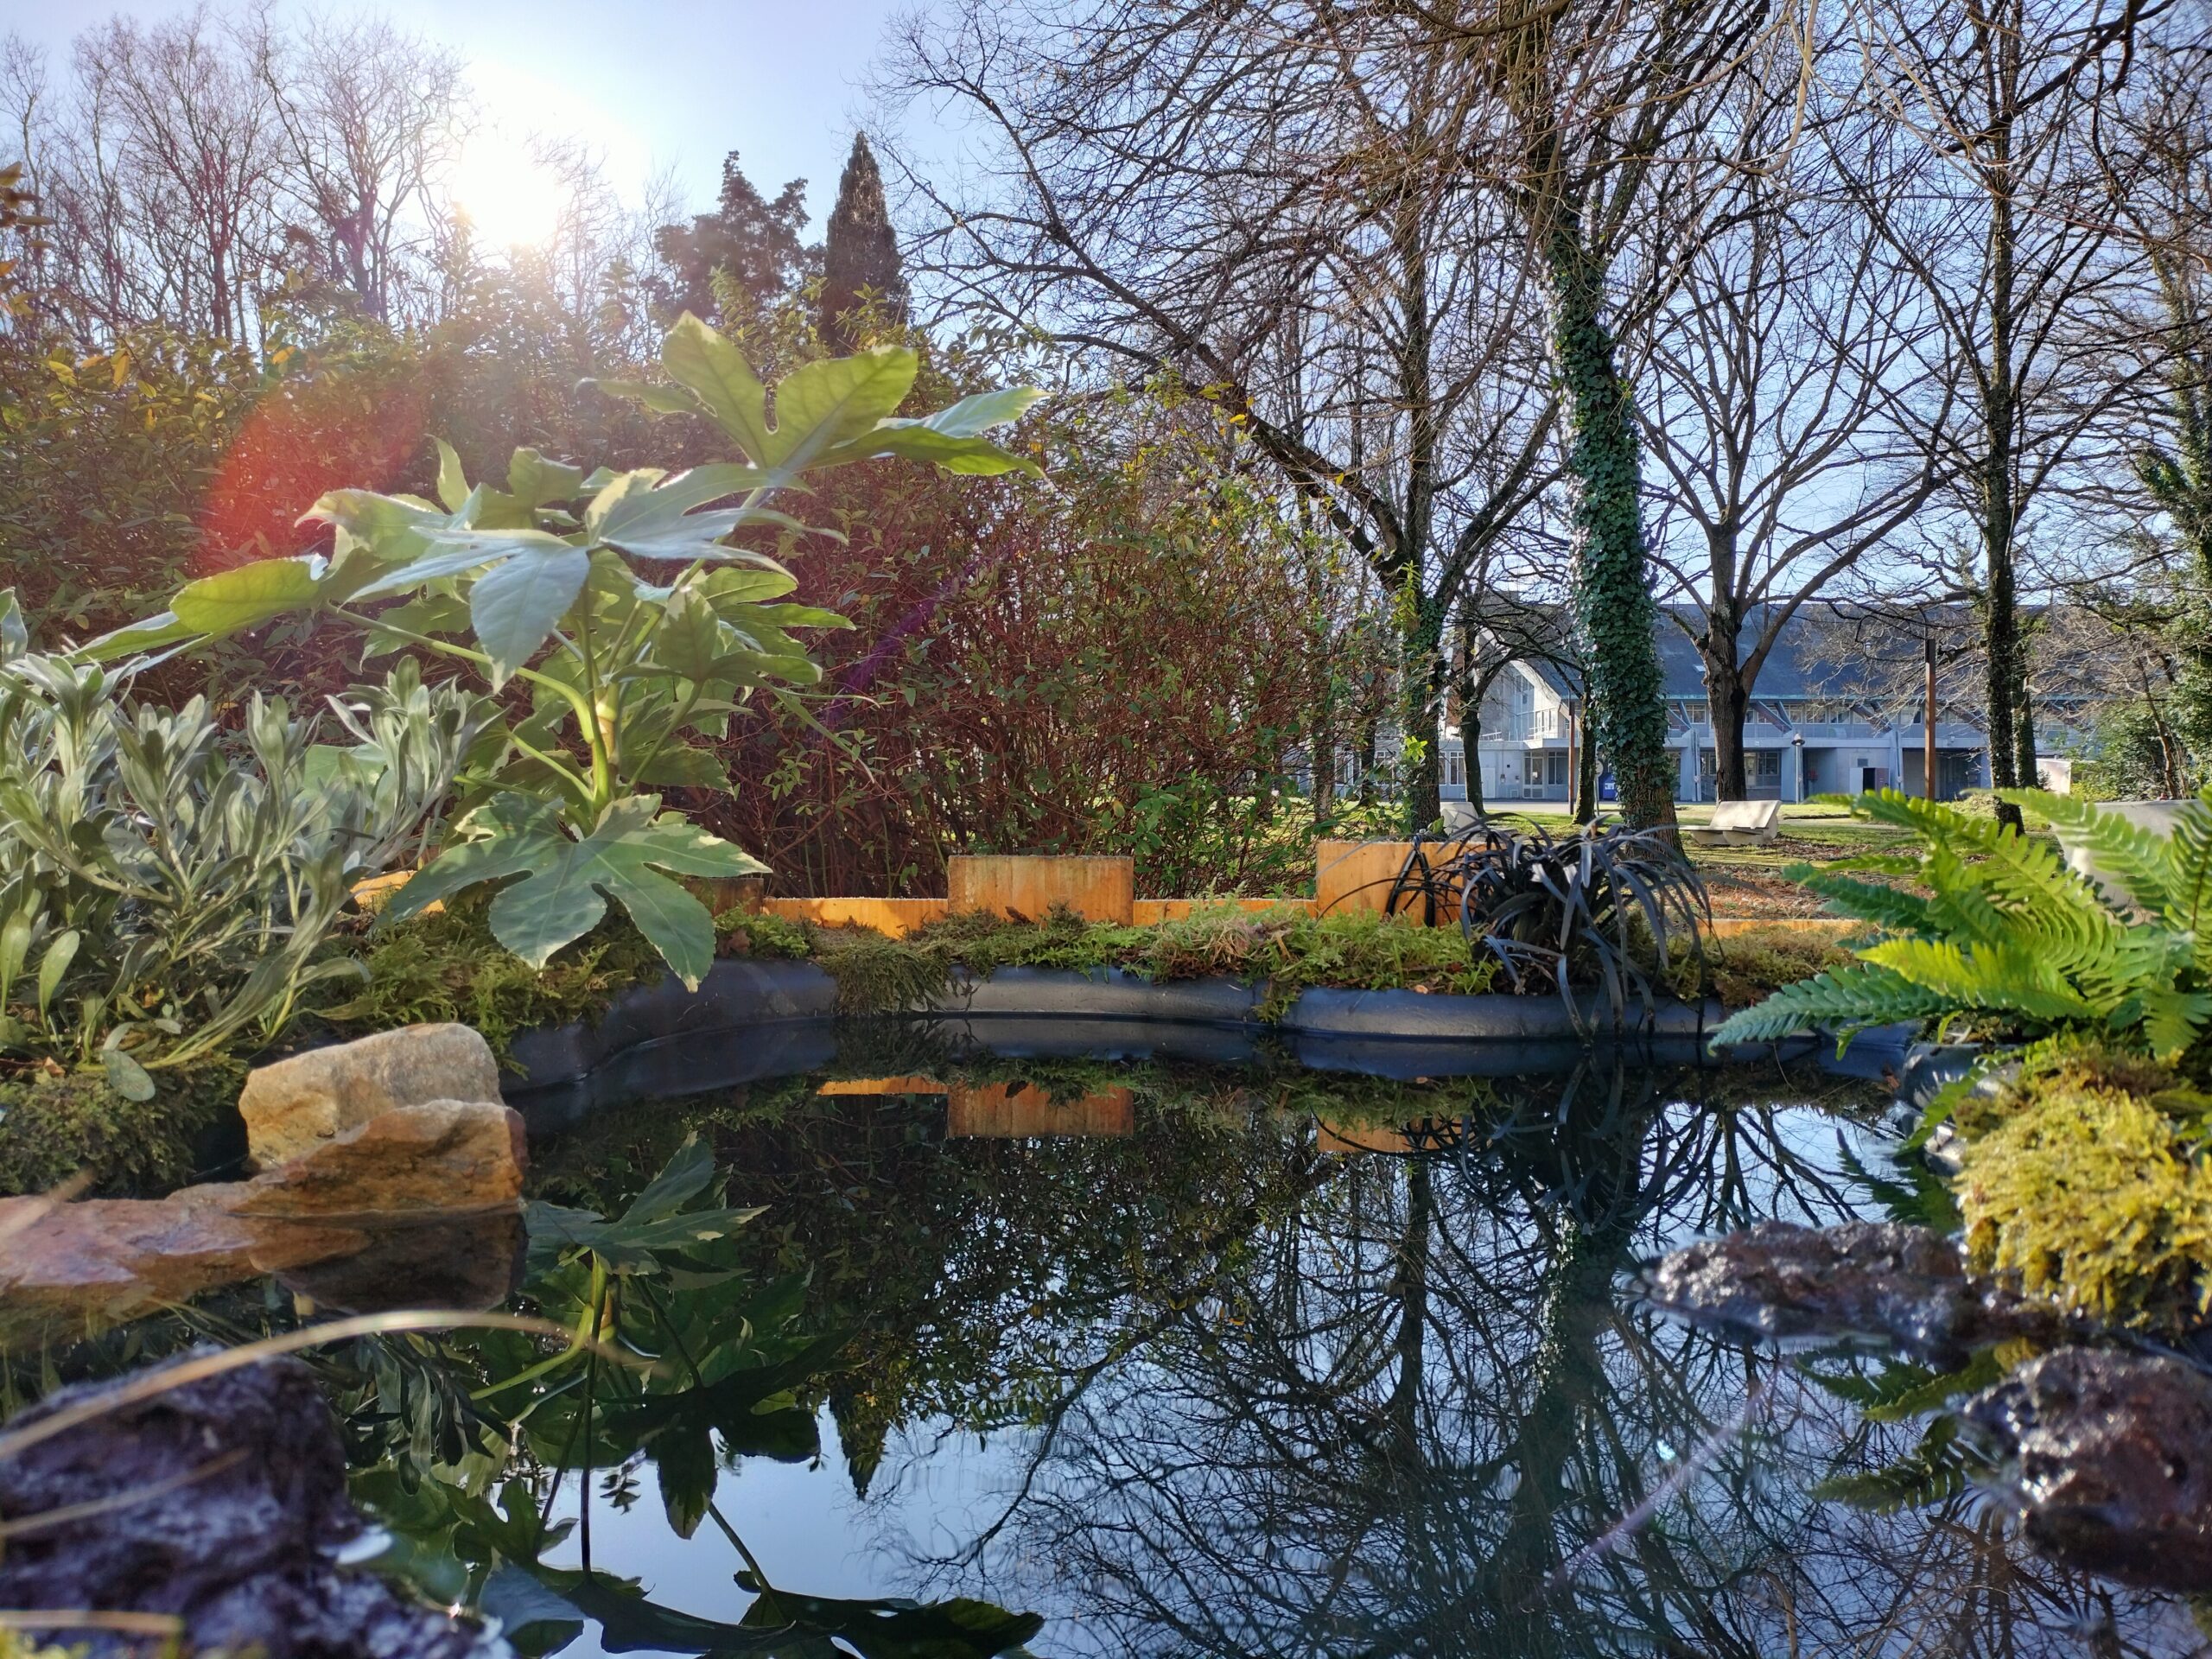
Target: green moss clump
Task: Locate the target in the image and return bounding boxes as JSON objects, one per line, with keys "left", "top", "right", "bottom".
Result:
{"left": 311, "top": 900, "right": 667, "bottom": 1061}
{"left": 1958, "top": 1052, "right": 2212, "bottom": 1332}
{"left": 1668, "top": 925, "right": 1864, "bottom": 1008}
{"left": 794, "top": 903, "right": 1497, "bottom": 1018}
{"left": 716, "top": 908, "right": 815, "bottom": 960}
{"left": 0, "top": 1061, "right": 241, "bottom": 1198}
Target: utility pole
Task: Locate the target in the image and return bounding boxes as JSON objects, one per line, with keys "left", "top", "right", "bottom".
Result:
{"left": 1925, "top": 636, "right": 1940, "bottom": 801}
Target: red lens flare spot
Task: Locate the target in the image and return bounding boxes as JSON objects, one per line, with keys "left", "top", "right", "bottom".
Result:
{"left": 195, "top": 370, "right": 426, "bottom": 575}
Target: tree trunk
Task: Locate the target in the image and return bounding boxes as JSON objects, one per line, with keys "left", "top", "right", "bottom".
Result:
{"left": 1574, "top": 714, "right": 1599, "bottom": 825}
{"left": 1398, "top": 577, "right": 1446, "bottom": 834}
{"left": 1544, "top": 225, "right": 1678, "bottom": 834}
{"left": 1978, "top": 44, "right": 2026, "bottom": 836}
{"left": 1704, "top": 645, "right": 1751, "bottom": 803}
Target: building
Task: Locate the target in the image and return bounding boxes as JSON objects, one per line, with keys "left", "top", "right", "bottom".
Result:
{"left": 1443, "top": 607, "right": 1993, "bottom": 806}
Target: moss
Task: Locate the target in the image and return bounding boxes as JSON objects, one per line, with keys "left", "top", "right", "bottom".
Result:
{"left": 1667, "top": 925, "right": 1865, "bottom": 1009}
{"left": 0, "top": 1060, "right": 241, "bottom": 1198}
{"left": 310, "top": 899, "right": 666, "bottom": 1062}
{"left": 715, "top": 908, "right": 815, "bottom": 960}
{"left": 785, "top": 903, "right": 1497, "bottom": 1018}
{"left": 1958, "top": 1053, "right": 2212, "bottom": 1332}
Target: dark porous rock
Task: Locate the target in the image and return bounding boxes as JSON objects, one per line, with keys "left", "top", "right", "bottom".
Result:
{"left": 1966, "top": 1346, "right": 2212, "bottom": 1592}
{"left": 1643, "top": 1220, "right": 2060, "bottom": 1365}
{"left": 0, "top": 1351, "right": 500, "bottom": 1658}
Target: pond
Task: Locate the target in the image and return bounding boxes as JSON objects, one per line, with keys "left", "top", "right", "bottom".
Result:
{"left": 10, "top": 1028, "right": 2208, "bottom": 1658}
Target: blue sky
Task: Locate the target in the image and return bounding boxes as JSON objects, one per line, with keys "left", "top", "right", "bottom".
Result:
{"left": 6, "top": 0, "right": 925, "bottom": 226}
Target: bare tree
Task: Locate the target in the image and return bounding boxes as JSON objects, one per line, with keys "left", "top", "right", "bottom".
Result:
{"left": 881, "top": 0, "right": 1558, "bottom": 832}
{"left": 1637, "top": 52, "right": 1949, "bottom": 801}
{"left": 1839, "top": 0, "right": 2169, "bottom": 830}
{"left": 246, "top": 10, "right": 467, "bottom": 326}
{"left": 52, "top": 8, "right": 279, "bottom": 344}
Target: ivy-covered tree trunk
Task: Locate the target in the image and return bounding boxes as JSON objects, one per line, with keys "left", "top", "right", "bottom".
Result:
{"left": 1397, "top": 576, "right": 1447, "bottom": 834}
{"left": 1544, "top": 226, "right": 1678, "bottom": 832}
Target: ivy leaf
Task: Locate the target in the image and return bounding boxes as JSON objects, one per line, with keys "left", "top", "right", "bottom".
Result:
{"left": 631, "top": 746, "right": 730, "bottom": 793}
{"left": 817, "top": 385, "right": 1048, "bottom": 476}
{"left": 658, "top": 313, "right": 773, "bottom": 463}
{"left": 757, "top": 348, "right": 918, "bottom": 471}
{"left": 507, "top": 448, "right": 585, "bottom": 508}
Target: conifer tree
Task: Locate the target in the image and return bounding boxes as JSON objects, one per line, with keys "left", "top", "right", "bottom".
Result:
{"left": 818, "top": 133, "right": 908, "bottom": 350}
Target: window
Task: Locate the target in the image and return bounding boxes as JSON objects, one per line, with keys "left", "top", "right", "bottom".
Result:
{"left": 1746, "top": 750, "right": 1781, "bottom": 785}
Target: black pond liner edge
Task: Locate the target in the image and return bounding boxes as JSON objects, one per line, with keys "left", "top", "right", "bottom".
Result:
{"left": 500, "top": 960, "right": 1923, "bottom": 1133}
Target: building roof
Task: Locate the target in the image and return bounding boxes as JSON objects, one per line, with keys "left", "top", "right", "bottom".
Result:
{"left": 1654, "top": 604, "right": 1936, "bottom": 701}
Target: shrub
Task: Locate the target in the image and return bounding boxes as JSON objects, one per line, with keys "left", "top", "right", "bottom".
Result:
{"left": 0, "top": 619, "right": 486, "bottom": 1094}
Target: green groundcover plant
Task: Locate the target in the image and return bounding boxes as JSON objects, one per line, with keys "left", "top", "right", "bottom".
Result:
{"left": 0, "top": 591, "right": 485, "bottom": 1096}
{"left": 85, "top": 315, "right": 1042, "bottom": 989}
{"left": 1712, "top": 786, "right": 2212, "bottom": 1061}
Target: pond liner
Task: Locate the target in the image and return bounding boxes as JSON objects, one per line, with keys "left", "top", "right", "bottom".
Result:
{"left": 500, "top": 958, "right": 1798, "bottom": 1125}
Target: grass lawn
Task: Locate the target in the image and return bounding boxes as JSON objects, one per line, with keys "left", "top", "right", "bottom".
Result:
{"left": 1465, "top": 798, "right": 1915, "bottom": 918}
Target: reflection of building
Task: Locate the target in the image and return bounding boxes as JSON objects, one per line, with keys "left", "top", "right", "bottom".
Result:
{"left": 1445, "top": 607, "right": 2001, "bottom": 805}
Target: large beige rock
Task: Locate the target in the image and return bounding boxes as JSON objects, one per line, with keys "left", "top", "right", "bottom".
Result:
{"left": 229, "top": 1100, "right": 527, "bottom": 1220}
{"left": 238, "top": 1025, "right": 503, "bottom": 1170}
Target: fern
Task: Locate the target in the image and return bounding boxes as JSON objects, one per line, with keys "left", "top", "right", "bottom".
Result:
{"left": 1716, "top": 787, "right": 2212, "bottom": 1062}
{"left": 1711, "top": 961, "right": 1952, "bottom": 1044}
{"left": 1813, "top": 1416, "right": 1986, "bottom": 1514}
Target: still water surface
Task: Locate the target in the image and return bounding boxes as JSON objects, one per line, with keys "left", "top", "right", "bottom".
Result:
{"left": 18, "top": 1035, "right": 2212, "bottom": 1656}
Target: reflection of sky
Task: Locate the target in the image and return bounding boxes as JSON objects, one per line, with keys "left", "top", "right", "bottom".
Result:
{"left": 539, "top": 1414, "right": 1056, "bottom": 1656}
{"left": 521, "top": 1093, "right": 2197, "bottom": 1657}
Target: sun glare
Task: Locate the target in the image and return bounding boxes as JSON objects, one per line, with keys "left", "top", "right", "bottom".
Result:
{"left": 449, "top": 134, "right": 565, "bottom": 250}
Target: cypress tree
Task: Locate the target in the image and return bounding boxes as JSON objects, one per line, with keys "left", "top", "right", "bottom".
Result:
{"left": 818, "top": 134, "right": 908, "bottom": 350}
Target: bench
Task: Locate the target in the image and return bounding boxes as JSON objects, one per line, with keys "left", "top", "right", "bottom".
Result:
{"left": 1687, "top": 798, "right": 1782, "bottom": 846}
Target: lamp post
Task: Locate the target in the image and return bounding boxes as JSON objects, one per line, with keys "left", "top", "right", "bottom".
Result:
{"left": 1791, "top": 732, "right": 1805, "bottom": 804}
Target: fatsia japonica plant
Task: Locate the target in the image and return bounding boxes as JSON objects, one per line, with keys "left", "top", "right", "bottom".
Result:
{"left": 1711, "top": 788, "right": 2212, "bottom": 1062}
{"left": 83, "top": 315, "right": 1044, "bottom": 988}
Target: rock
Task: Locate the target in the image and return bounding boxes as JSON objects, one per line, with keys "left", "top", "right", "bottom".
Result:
{"left": 1965, "top": 1346, "right": 2212, "bottom": 1592}
{"left": 0, "top": 1351, "right": 499, "bottom": 1659}
{"left": 231, "top": 1100, "right": 527, "bottom": 1219}
{"left": 276, "top": 1208, "right": 527, "bottom": 1315}
{"left": 239, "top": 1025, "right": 503, "bottom": 1170}
{"left": 1643, "top": 1220, "right": 2061, "bottom": 1366}
{"left": 0, "top": 1190, "right": 363, "bottom": 1329}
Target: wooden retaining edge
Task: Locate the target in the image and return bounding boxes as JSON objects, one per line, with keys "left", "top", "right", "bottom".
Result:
{"left": 761, "top": 897, "right": 948, "bottom": 937}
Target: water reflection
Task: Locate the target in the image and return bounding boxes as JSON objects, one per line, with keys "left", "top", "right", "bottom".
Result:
{"left": 7, "top": 1047, "right": 2203, "bottom": 1656}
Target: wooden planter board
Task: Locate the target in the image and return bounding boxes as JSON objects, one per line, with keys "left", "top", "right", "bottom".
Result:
{"left": 1314, "top": 841, "right": 1460, "bottom": 918}
{"left": 947, "top": 855, "right": 1135, "bottom": 924}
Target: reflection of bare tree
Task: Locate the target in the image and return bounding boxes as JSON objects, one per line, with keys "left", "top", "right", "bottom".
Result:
{"left": 918, "top": 1068, "right": 2200, "bottom": 1658}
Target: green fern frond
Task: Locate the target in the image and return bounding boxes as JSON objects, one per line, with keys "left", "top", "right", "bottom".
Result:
{"left": 1859, "top": 938, "right": 2101, "bottom": 1023}
{"left": 2005, "top": 788, "right": 2180, "bottom": 918}
{"left": 1813, "top": 1416, "right": 1982, "bottom": 1514}
{"left": 2165, "top": 789, "right": 2212, "bottom": 944}
{"left": 1853, "top": 789, "right": 2008, "bottom": 855}
{"left": 1710, "top": 963, "right": 1952, "bottom": 1045}
{"left": 2133, "top": 984, "right": 2212, "bottom": 1062}
{"left": 1795, "top": 871, "right": 1932, "bottom": 933}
